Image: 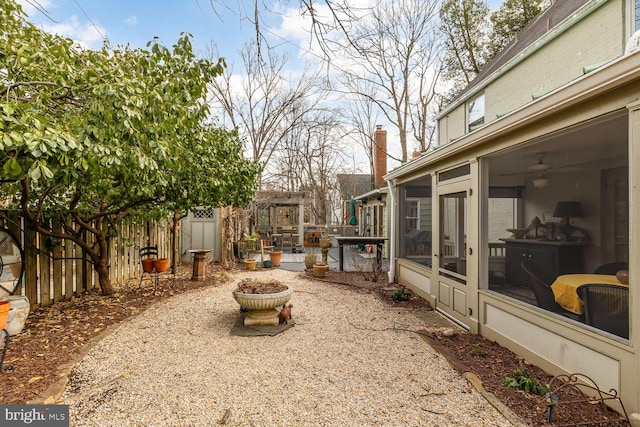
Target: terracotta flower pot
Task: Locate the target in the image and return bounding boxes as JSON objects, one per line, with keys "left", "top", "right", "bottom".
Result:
{"left": 0, "top": 301, "right": 10, "bottom": 330}
{"left": 141, "top": 258, "right": 155, "bottom": 273}
{"left": 268, "top": 251, "right": 283, "bottom": 267}
{"left": 313, "top": 263, "right": 329, "bottom": 278}
{"left": 244, "top": 259, "right": 257, "bottom": 271}
{"left": 154, "top": 258, "right": 170, "bottom": 273}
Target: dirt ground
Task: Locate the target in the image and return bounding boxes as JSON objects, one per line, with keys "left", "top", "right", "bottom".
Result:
{"left": 0, "top": 265, "right": 629, "bottom": 426}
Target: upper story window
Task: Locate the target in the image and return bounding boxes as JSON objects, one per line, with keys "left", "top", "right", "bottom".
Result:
{"left": 636, "top": 0, "right": 640, "bottom": 31}
{"left": 467, "top": 93, "right": 485, "bottom": 132}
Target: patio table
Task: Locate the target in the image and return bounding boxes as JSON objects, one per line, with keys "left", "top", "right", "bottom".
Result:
{"left": 334, "top": 236, "right": 387, "bottom": 271}
{"left": 550, "top": 274, "right": 625, "bottom": 315}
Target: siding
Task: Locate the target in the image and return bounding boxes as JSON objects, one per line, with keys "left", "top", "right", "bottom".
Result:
{"left": 438, "top": 0, "right": 622, "bottom": 146}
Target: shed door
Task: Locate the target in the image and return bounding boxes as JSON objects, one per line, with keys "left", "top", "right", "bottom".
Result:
{"left": 189, "top": 208, "right": 220, "bottom": 261}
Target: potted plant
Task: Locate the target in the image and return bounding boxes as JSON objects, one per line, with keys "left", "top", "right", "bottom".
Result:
{"left": 244, "top": 258, "right": 257, "bottom": 270}
{"left": 232, "top": 279, "right": 293, "bottom": 326}
{"left": 268, "top": 249, "right": 283, "bottom": 267}
{"left": 313, "top": 262, "right": 329, "bottom": 278}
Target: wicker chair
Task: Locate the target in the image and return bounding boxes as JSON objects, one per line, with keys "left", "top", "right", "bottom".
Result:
{"left": 576, "top": 284, "right": 629, "bottom": 339}
{"left": 520, "top": 261, "right": 582, "bottom": 321}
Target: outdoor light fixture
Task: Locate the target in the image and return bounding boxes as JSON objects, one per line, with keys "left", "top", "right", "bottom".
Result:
{"left": 553, "top": 201, "right": 583, "bottom": 240}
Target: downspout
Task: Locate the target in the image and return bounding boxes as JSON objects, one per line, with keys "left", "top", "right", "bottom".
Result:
{"left": 387, "top": 178, "right": 396, "bottom": 284}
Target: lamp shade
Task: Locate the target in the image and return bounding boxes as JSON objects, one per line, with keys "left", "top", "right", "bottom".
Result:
{"left": 553, "top": 201, "right": 583, "bottom": 218}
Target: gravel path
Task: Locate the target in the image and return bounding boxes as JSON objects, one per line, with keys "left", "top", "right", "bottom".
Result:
{"left": 63, "top": 269, "right": 512, "bottom": 426}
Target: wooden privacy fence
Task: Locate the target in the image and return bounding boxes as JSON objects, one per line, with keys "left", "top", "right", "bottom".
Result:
{"left": 1, "top": 212, "right": 175, "bottom": 311}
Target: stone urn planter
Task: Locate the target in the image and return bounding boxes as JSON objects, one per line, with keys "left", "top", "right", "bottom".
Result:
{"left": 268, "top": 250, "right": 283, "bottom": 267}
{"left": 319, "top": 238, "right": 331, "bottom": 250}
{"left": 233, "top": 279, "right": 293, "bottom": 326}
{"left": 313, "top": 263, "right": 329, "bottom": 278}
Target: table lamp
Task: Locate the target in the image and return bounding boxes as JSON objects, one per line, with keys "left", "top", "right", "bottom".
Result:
{"left": 553, "top": 201, "right": 583, "bottom": 241}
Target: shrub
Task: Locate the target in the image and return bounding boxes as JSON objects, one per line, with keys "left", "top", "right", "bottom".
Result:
{"left": 392, "top": 288, "right": 412, "bottom": 302}
{"left": 504, "top": 364, "right": 549, "bottom": 395}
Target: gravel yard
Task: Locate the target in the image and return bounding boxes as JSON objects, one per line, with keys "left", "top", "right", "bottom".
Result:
{"left": 63, "top": 269, "right": 511, "bottom": 426}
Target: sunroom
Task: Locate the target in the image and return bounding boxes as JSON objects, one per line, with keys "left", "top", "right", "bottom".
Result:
{"left": 388, "top": 51, "right": 640, "bottom": 413}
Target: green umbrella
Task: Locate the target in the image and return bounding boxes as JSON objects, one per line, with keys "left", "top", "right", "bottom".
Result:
{"left": 349, "top": 197, "right": 358, "bottom": 225}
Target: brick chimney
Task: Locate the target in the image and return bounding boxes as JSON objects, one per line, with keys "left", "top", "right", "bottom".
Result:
{"left": 373, "top": 125, "right": 387, "bottom": 188}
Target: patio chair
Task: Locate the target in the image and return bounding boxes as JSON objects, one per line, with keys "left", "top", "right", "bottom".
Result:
{"left": 576, "top": 284, "right": 629, "bottom": 339}
{"left": 139, "top": 245, "right": 158, "bottom": 286}
{"left": 593, "top": 262, "right": 629, "bottom": 275}
{"left": 520, "top": 261, "right": 582, "bottom": 321}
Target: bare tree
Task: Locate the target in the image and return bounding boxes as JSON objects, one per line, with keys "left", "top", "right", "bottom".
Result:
{"left": 265, "top": 108, "right": 346, "bottom": 224}
{"left": 328, "top": 0, "right": 443, "bottom": 162}
{"left": 343, "top": 90, "right": 379, "bottom": 185}
{"left": 299, "top": 112, "right": 346, "bottom": 225}
{"left": 208, "top": 40, "right": 321, "bottom": 168}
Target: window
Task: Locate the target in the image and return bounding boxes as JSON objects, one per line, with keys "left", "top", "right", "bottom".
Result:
{"left": 467, "top": 93, "right": 485, "bottom": 132}
{"left": 399, "top": 179, "right": 432, "bottom": 265}
{"left": 636, "top": 0, "right": 640, "bottom": 31}
{"left": 404, "top": 200, "right": 419, "bottom": 231}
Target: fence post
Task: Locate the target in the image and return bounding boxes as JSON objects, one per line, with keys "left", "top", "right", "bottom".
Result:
{"left": 39, "top": 224, "right": 52, "bottom": 307}
{"left": 24, "top": 227, "right": 38, "bottom": 309}
{"left": 64, "top": 237, "right": 74, "bottom": 298}
{"left": 52, "top": 220, "right": 64, "bottom": 302}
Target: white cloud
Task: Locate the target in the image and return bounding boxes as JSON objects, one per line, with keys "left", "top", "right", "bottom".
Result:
{"left": 41, "top": 15, "right": 107, "bottom": 49}
{"left": 124, "top": 15, "right": 138, "bottom": 26}
{"left": 16, "top": 0, "right": 54, "bottom": 16}
{"left": 16, "top": 0, "right": 107, "bottom": 49}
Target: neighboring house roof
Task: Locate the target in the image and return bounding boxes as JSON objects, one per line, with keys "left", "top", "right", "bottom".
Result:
{"left": 447, "top": 0, "right": 590, "bottom": 106}
{"left": 354, "top": 187, "right": 388, "bottom": 201}
{"left": 336, "top": 174, "right": 373, "bottom": 201}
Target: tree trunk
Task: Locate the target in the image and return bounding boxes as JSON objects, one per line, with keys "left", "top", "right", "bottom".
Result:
{"left": 171, "top": 211, "right": 179, "bottom": 274}
{"left": 95, "top": 258, "right": 115, "bottom": 295}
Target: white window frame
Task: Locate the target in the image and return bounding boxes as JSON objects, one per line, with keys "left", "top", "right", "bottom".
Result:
{"left": 467, "top": 93, "right": 485, "bottom": 132}
{"left": 405, "top": 199, "right": 420, "bottom": 231}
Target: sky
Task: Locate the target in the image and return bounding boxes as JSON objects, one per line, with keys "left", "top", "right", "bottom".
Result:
{"left": 20, "top": 0, "right": 503, "bottom": 61}
{"left": 19, "top": 0, "right": 310, "bottom": 63}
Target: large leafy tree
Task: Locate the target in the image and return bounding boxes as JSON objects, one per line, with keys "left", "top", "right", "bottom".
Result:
{"left": 440, "top": 0, "right": 492, "bottom": 98}
{"left": 1, "top": 1, "right": 261, "bottom": 295}
{"left": 489, "top": 0, "right": 551, "bottom": 58}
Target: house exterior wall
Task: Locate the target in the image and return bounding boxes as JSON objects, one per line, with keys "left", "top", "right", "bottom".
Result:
{"left": 394, "top": 66, "right": 640, "bottom": 414}
{"left": 387, "top": 0, "right": 640, "bottom": 413}
{"left": 438, "top": 0, "right": 621, "bottom": 146}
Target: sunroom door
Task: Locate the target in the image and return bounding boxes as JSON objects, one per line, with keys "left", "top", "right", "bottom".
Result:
{"left": 434, "top": 179, "right": 471, "bottom": 328}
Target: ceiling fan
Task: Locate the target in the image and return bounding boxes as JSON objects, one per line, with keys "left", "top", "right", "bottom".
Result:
{"left": 528, "top": 155, "right": 552, "bottom": 188}
{"left": 500, "top": 153, "right": 582, "bottom": 188}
